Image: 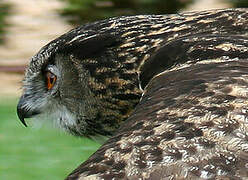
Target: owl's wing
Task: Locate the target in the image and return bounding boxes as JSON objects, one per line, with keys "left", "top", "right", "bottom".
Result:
{"left": 66, "top": 35, "right": 248, "bottom": 179}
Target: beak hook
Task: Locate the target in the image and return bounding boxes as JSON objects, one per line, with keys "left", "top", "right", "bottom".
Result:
{"left": 17, "top": 105, "right": 28, "bottom": 127}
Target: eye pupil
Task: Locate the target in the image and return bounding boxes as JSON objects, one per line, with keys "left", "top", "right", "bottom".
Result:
{"left": 50, "top": 76, "right": 55, "bottom": 84}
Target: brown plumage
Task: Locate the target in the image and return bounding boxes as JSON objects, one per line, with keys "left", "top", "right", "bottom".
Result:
{"left": 17, "top": 8, "right": 248, "bottom": 179}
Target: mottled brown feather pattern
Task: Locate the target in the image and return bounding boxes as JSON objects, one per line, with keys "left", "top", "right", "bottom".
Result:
{"left": 68, "top": 60, "right": 248, "bottom": 179}
{"left": 22, "top": 8, "right": 248, "bottom": 137}
{"left": 64, "top": 9, "right": 248, "bottom": 179}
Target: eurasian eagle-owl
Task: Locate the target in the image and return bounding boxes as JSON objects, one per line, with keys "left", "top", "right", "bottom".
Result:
{"left": 17, "top": 9, "right": 248, "bottom": 179}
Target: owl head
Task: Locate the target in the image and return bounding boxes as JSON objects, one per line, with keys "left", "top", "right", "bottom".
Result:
{"left": 16, "top": 17, "right": 149, "bottom": 140}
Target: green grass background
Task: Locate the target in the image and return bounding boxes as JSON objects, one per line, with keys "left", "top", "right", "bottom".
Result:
{"left": 0, "top": 97, "right": 100, "bottom": 180}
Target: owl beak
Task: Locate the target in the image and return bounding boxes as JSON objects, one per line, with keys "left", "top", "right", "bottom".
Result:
{"left": 17, "top": 95, "right": 40, "bottom": 127}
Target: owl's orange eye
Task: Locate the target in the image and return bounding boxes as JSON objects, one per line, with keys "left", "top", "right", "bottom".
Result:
{"left": 46, "top": 71, "right": 56, "bottom": 90}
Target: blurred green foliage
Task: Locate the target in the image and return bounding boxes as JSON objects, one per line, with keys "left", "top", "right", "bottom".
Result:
{"left": 59, "top": 0, "right": 193, "bottom": 25}
{"left": 0, "top": 2, "right": 10, "bottom": 43}
{"left": 0, "top": 97, "right": 100, "bottom": 180}
{"left": 228, "top": 0, "right": 248, "bottom": 7}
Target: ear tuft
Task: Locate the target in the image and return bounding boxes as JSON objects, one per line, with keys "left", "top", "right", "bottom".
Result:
{"left": 61, "top": 34, "right": 121, "bottom": 59}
